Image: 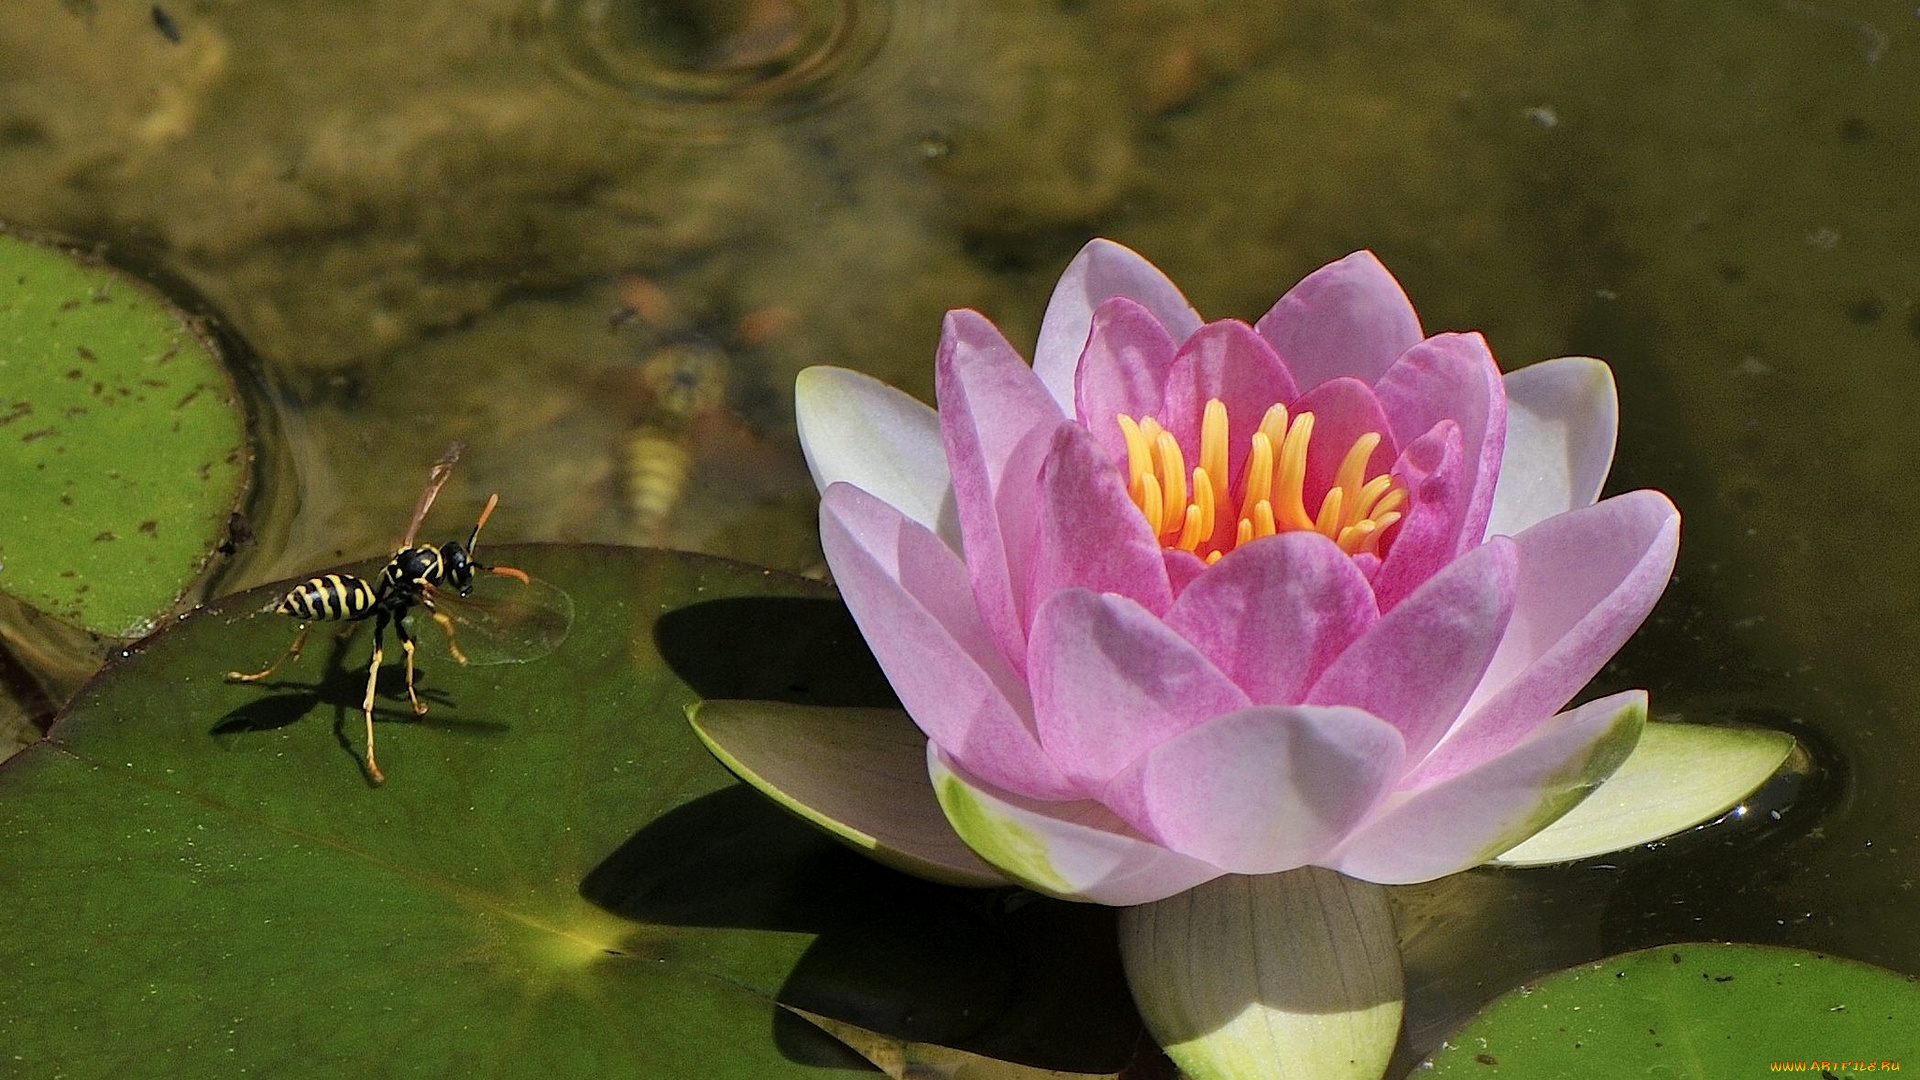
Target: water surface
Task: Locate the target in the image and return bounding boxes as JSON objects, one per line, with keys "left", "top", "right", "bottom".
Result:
{"left": 2, "top": 0, "right": 1915, "bottom": 1063}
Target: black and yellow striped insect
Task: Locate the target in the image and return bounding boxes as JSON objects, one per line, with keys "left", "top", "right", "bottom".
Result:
{"left": 226, "top": 444, "right": 560, "bottom": 783}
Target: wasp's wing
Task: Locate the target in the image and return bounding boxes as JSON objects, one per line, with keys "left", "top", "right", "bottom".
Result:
{"left": 401, "top": 441, "right": 467, "bottom": 549}
{"left": 423, "top": 573, "right": 574, "bottom": 666}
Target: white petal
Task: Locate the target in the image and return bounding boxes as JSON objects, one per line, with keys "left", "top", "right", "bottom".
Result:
{"left": 689, "top": 701, "right": 1009, "bottom": 888}
{"left": 1492, "top": 720, "right": 1796, "bottom": 866}
{"left": 795, "top": 366, "right": 960, "bottom": 551}
{"left": 1485, "top": 356, "right": 1618, "bottom": 539}
{"left": 1032, "top": 239, "right": 1202, "bottom": 413}
{"left": 928, "top": 746, "right": 1223, "bottom": 905}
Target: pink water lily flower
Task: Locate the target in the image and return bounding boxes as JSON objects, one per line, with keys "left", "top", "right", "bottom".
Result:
{"left": 795, "top": 240, "right": 1680, "bottom": 905}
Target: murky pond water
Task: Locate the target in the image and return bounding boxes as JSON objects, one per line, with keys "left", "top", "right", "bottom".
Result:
{"left": 3, "top": 0, "right": 1915, "bottom": 1065}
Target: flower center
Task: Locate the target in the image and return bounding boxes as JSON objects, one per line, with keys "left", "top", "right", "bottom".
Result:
{"left": 1117, "top": 399, "right": 1405, "bottom": 563}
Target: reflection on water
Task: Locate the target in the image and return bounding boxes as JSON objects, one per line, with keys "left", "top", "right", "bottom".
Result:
{"left": 2, "top": 0, "right": 1917, "bottom": 1064}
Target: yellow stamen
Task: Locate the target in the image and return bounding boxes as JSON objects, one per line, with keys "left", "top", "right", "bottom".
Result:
{"left": 1238, "top": 432, "right": 1274, "bottom": 525}
{"left": 1189, "top": 466, "right": 1216, "bottom": 548}
{"left": 1175, "top": 504, "right": 1205, "bottom": 551}
{"left": 1273, "top": 411, "right": 1316, "bottom": 531}
{"left": 1315, "top": 485, "right": 1345, "bottom": 537}
{"left": 1155, "top": 431, "right": 1187, "bottom": 531}
{"left": 1357, "top": 511, "right": 1400, "bottom": 555}
{"left": 1118, "top": 415, "right": 1151, "bottom": 497}
{"left": 1351, "top": 474, "right": 1394, "bottom": 522}
{"left": 1331, "top": 432, "right": 1381, "bottom": 523}
{"left": 1140, "top": 471, "right": 1164, "bottom": 535}
{"left": 1332, "top": 431, "right": 1379, "bottom": 488}
{"left": 1116, "top": 398, "right": 1404, "bottom": 565}
{"left": 1199, "top": 400, "right": 1229, "bottom": 509}
{"left": 1256, "top": 403, "right": 1290, "bottom": 448}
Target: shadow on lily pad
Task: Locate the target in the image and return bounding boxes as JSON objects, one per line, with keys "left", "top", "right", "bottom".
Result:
{"left": 654, "top": 594, "right": 900, "bottom": 709}
{"left": 210, "top": 623, "right": 509, "bottom": 783}
{"left": 643, "top": 593, "right": 1144, "bottom": 1073}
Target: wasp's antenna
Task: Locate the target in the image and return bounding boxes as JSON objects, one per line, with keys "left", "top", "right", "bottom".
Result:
{"left": 468, "top": 492, "right": 500, "bottom": 553}
{"left": 468, "top": 492, "right": 532, "bottom": 583}
{"left": 401, "top": 441, "right": 466, "bottom": 549}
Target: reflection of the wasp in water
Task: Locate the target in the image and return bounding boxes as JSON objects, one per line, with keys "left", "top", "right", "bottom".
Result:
{"left": 625, "top": 339, "right": 729, "bottom": 544}
{"left": 608, "top": 274, "right": 799, "bottom": 546}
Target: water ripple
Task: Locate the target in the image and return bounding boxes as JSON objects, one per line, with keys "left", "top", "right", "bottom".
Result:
{"left": 524, "top": 0, "right": 920, "bottom": 136}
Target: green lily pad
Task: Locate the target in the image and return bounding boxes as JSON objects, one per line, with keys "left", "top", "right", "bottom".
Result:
{"left": 790, "top": 1006, "right": 1119, "bottom": 1079}
{"left": 0, "top": 227, "right": 248, "bottom": 638}
{"left": 0, "top": 546, "right": 1141, "bottom": 1078}
{"left": 1423, "top": 943, "right": 1920, "bottom": 1075}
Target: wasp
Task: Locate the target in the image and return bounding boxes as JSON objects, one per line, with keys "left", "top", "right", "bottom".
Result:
{"left": 226, "top": 444, "right": 562, "bottom": 783}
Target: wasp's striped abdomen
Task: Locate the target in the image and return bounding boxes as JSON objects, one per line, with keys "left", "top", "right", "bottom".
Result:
{"left": 275, "top": 573, "right": 377, "bottom": 621}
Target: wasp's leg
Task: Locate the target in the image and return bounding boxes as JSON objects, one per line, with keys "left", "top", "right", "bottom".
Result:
{"left": 425, "top": 602, "right": 470, "bottom": 666}
{"left": 226, "top": 625, "right": 312, "bottom": 683}
{"left": 394, "top": 613, "right": 428, "bottom": 716}
{"left": 361, "top": 612, "right": 389, "bottom": 784}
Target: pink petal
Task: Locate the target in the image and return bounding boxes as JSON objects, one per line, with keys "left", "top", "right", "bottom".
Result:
{"left": 795, "top": 366, "right": 959, "bottom": 551}
{"left": 1165, "top": 531, "right": 1378, "bottom": 706}
{"left": 1307, "top": 538, "right": 1516, "bottom": 768}
{"left": 1161, "top": 319, "right": 1301, "bottom": 484}
{"left": 930, "top": 746, "right": 1225, "bottom": 905}
{"left": 1254, "top": 251, "right": 1425, "bottom": 392}
{"left": 1329, "top": 689, "right": 1646, "bottom": 884}
{"left": 1371, "top": 332, "right": 1507, "bottom": 554}
{"left": 1074, "top": 297, "right": 1181, "bottom": 465}
{"left": 1486, "top": 356, "right": 1618, "bottom": 539}
{"left": 1287, "top": 376, "right": 1400, "bottom": 517}
{"left": 1102, "top": 705, "right": 1406, "bottom": 875}
{"left": 820, "top": 483, "right": 1077, "bottom": 800}
{"left": 936, "top": 310, "right": 1067, "bottom": 670}
{"left": 1028, "top": 424, "right": 1175, "bottom": 617}
{"left": 1405, "top": 491, "right": 1680, "bottom": 788}
{"left": 1163, "top": 549, "right": 1208, "bottom": 597}
{"left": 1029, "top": 589, "right": 1249, "bottom": 792}
{"left": 1034, "top": 239, "right": 1203, "bottom": 413}
{"left": 1368, "top": 420, "right": 1466, "bottom": 611}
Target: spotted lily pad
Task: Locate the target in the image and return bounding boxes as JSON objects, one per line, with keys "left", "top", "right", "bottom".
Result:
{"left": 1423, "top": 943, "right": 1920, "bottom": 1075}
{"left": 0, "top": 227, "right": 248, "bottom": 639}
{"left": 0, "top": 546, "right": 1140, "bottom": 1079}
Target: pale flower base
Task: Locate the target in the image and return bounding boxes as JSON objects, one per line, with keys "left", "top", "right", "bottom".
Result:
{"left": 1118, "top": 868, "right": 1403, "bottom": 1080}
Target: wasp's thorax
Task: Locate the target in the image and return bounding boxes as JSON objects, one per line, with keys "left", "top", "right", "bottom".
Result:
{"left": 382, "top": 544, "right": 445, "bottom": 594}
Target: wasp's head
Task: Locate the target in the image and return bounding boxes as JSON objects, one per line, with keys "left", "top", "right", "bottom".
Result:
{"left": 440, "top": 541, "right": 475, "bottom": 595}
